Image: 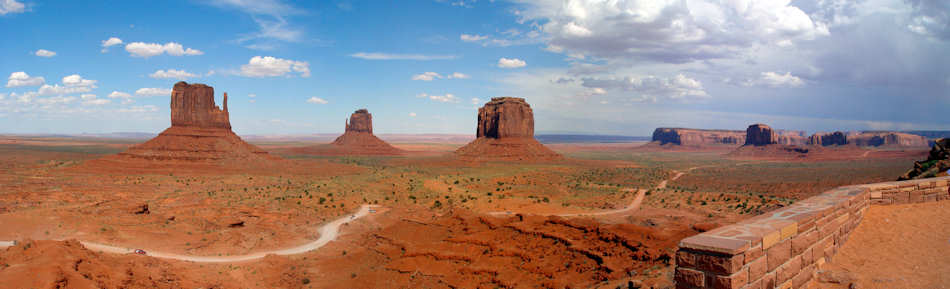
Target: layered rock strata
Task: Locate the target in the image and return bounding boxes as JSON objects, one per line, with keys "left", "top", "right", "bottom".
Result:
{"left": 327, "top": 109, "right": 403, "bottom": 155}
{"left": 115, "top": 82, "right": 276, "bottom": 162}
{"left": 455, "top": 97, "right": 561, "bottom": 161}
{"left": 651, "top": 128, "right": 744, "bottom": 146}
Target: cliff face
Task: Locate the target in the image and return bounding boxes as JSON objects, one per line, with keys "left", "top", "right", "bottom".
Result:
{"left": 326, "top": 109, "right": 403, "bottom": 155}
{"left": 170, "top": 81, "right": 230, "bottom": 129}
{"left": 113, "top": 82, "right": 277, "bottom": 163}
{"left": 745, "top": 124, "right": 777, "bottom": 146}
{"left": 808, "top": 132, "right": 848, "bottom": 146}
{"left": 899, "top": 138, "right": 950, "bottom": 180}
{"left": 849, "top": 132, "right": 929, "bottom": 147}
{"left": 456, "top": 97, "right": 560, "bottom": 161}
{"left": 477, "top": 97, "right": 534, "bottom": 139}
{"left": 651, "top": 128, "right": 744, "bottom": 146}
{"left": 345, "top": 109, "right": 373, "bottom": 134}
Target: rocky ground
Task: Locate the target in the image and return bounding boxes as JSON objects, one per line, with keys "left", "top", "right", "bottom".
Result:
{"left": 0, "top": 136, "right": 929, "bottom": 288}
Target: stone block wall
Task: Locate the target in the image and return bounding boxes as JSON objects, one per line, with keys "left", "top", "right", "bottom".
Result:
{"left": 674, "top": 176, "right": 950, "bottom": 289}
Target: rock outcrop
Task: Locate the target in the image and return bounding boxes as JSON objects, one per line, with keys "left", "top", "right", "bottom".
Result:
{"left": 809, "top": 131, "right": 848, "bottom": 146}
{"left": 899, "top": 138, "right": 950, "bottom": 180}
{"left": 344, "top": 109, "right": 373, "bottom": 134}
{"left": 327, "top": 109, "right": 402, "bottom": 155}
{"left": 651, "top": 128, "right": 744, "bottom": 146}
{"left": 112, "top": 82, "right": 277, "bottom": 163}
{"left": 848, "top": 132, "right": 928, "bottom": 147}
{"left": 455, "top": 97, "right": 561, "bottom": 161}
{"left": 744, "top": 124, "right": 776, "bottom": 146}
{"left": 170, "top": 82, "right": 230, "bottom": 129}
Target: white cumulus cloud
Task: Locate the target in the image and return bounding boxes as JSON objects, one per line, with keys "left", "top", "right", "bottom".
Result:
{"left": 149, "top": 69, "right": 198, "bottom": 80}
{"left": 135, "top": 87, "right": 172, "bottom": 96}
{"left": 745, "top": 72, "right": 805, "bottom": 88}
{"left": 306, "top": 96, "right": 327, "bottom": 104}
{"left": 34, "top": 49, "right": 56, "bottom": 57}
{"left": 239, "top": 56, "right": 310, "bottom": 78}
{"left": 6, "top": 72, "right": 45, "bottom": 88}
{"left": 417, "top": 93, "right": 459, "bottom": 103}
{"left": 0, "top": 0, "right": 25, "bottom": 15}
{"left": 100, "top": 37, "right": 123, "bottom": 53}
{"left": 108, "top": 91, "right": 132, "bottom": 99}
{"left": 409, "top": 112, "right": 417, "bottom": 117}
{"left": 62, "top": 74, "right": 97, "bottom": 87}
{"left": 497, "top": 57, "right": 526, "bottom": 68}
{"left": 460, "top": 34, "right": 488, "bottom": 42}
{"left": 125, "top": 42, "right": 203, "bottom": 58}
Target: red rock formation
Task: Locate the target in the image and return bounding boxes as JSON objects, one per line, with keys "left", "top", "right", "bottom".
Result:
{"left": 809, "top": 131, "right": 848, "bottom": 146}
{"left": 344, "top": 109, "right": 373, "bottom": 134}
{"left": 326, "top": 109, "right": 402, "bottom": 155}
{"left": 651, "top": 128, "right": 744, "bottom": 146}
{"left": 456, "top": 97, "right": 561, "bottom": 161}
{"left": 170, "top": 82, "right": 230, "bottom": 129}
{"left": 848, "top": 132, "right": 929, "bottom": 147}
{"left": 745, "top": 124, "right": 776, "bottom": 146}
{"left": 110, "top": 82, "right": 278, "bottom": 163}
{"left": 775, "top": 130, "right": 808, "bottom": 146}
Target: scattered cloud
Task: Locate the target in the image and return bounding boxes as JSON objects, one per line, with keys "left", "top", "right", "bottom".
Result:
{"left": 349, "top": 52, "right": 457, "bottom": 60}
{"left": 411, "top": 72, "right": 470, "bottom": 81}
{"left": 409, "top": 112, "right": 417, "bottom": 117}
{"left": 80, "top": 94, "right": 110, "bottom": 106}
{"left": 497, "top": 57, "right": 526, "bottom": 68}
{"left": 6, "top": 72, "right": 45, "bottom": 88}
{"left": 34, "top": 49, "right": 56, "bottom": 57}
{"left": 135, "top": 87, "right": 171, "bottom": 96}
{"left": 205, "top": 0, "right": 305, "bottom": 49}
{"left": 118, "top": 105, "right": 159, "bottom": 113}
{"left": 460, "top": 34, "right": 488, "bottom": 42}
{"left": 149, "top": 69, "right": 198, "bottom": 80}
{"left": 470, "top": 97, "right": 480, "bottom": 105}
{"left": 100, "top": 37, "right": 123, "bottom": 53}
{"left": 417, "top": 93, "right": 459, "bottom": 103}
{"left": 239, "top": 56, "right": 310, "bottom": 78}
{"left": 125, "top": 42, "right": 203, "bottom": 58}
{"left": 412, "top": 72, "right": 441, "bottom": 81}
{"left": 62, "top": 74, "right": 97, "bottom": 88}
{"left": 0, "top": 0, "right": 25, "bottom": 15}
{"left": 744, "top": 72, "right": 805, "bottom": 88}
{"left": 448, "top": 72, "right": 470, "bottom": 79}
{"left": 108, "top": 91, "right": 132, "bottom": 99}
{"left": 516, "top": 0, "right": 831, "bottom": 63}
{"left": 306, "top": 96, "right": 327, "bottom": 104}
{"left": 906, "top": 0, "right": 950, "bottom": 40}
{"left": 580, "top": 74, "right": 709, "bottom": 102}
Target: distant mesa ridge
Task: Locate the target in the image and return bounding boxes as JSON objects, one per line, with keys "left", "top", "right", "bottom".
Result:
{"left": 456, "top": 97, "right": 561, "bottom": 161}
{"left": 651, "top": 125, "right": 926, "bottom": 148}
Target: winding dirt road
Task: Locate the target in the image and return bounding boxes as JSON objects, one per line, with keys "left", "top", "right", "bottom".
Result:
{"left": 489, "top": 166, "right": 699, "bottom": 217}
{"left": 0, "top": 205, "right": 377, "bottom": 263}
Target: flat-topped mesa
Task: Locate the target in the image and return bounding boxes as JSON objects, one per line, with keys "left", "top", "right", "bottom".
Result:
{"left": 170, "top": 81, "right": 230, "bottom": 129}
{"left": 809, "top": 131, "right": 848, "bottom": 146}
{"left": 744, "top": 123, "right": 776, "bottom": 146}
{"left": 345, "top": 109, "right": 373, "bottom": 134}
{"left": 651, "top": 128, "right": 744, "bottom": 146}
{"left": 848, "top": 131, "right": 928, "bottom": 147}
{"left": 477, "top": 97, "right": 534, "bottom": 139}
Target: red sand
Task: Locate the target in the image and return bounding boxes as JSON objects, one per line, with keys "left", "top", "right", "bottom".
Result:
{"left": 811, "top": 201, "right": 950, "bottom": 288}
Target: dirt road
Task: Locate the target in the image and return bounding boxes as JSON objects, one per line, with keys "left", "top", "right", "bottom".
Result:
{"left": 0, "top": 205, "right": 376, "bottom": 263}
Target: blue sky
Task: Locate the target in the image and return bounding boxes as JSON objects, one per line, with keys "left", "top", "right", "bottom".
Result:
{"left": 1, "top": 0, "right": 949, "bottom": 136}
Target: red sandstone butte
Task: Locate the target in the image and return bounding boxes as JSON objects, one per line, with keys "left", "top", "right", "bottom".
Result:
{"left": 847, "top": 131, "right": 928, "bottom": 147}
{"left": 113, "top": 81, "right": 277, "bottom": 163}
{"left": 809, "top": 131, "right": 848, "bottom": 146}
{"left": 455, "top": 97, "right": 561, "bottom": 161}
{"left": 327, "top": 109, "right": 403, "bottom": 155}
{"left": 745, "top": 124, "right": 777, "bottom": 146}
